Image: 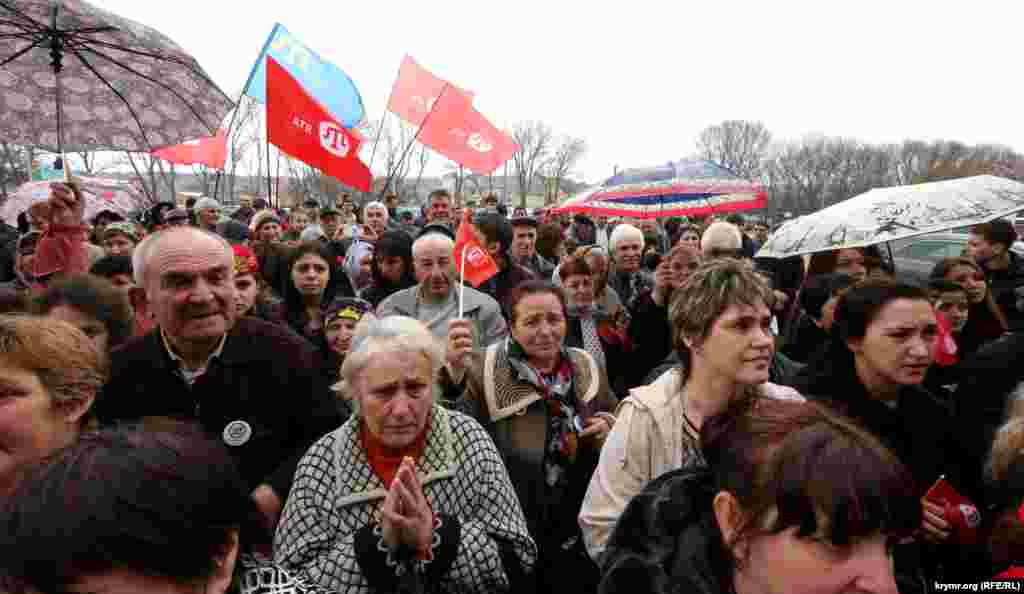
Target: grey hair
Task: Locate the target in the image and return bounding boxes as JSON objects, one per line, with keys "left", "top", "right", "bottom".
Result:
{"left": 363, "top": 201, "right": 388, "bottom": 216}
{"left": 132, "top": 226, "right": 233, "bottom": 287}
{"left": 335, "top": 316, "right": 445, "bottom": 412}
{"left": 609, "top": 223, "right": 644, "bottom": 254}
{"left": 412, "top": 232, "right": 455, "bottom": 259}
{"left": 700, "top": 222, "right": 743, "bottom": 255}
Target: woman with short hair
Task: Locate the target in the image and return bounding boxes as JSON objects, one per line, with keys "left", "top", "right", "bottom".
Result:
{"left": 0, "top": 315, "right": 104, "bottom": 498}
{"left": 275, "top": 316, "right": 536, "bottom": 592}
{"left": 580, "top": 258, "right": 802, "bottom": 561}
{"left": 600, "top": 397, "right": 920, "bottom": 594}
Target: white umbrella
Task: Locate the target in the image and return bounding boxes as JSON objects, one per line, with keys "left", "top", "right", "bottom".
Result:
{"left": 756, "top": 175, "right": 1024, "bottom": 258}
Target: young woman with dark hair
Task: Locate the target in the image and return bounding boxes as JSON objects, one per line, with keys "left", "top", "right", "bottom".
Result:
{"left": 359, "top": 230, "right": 416, "bottom": 307}
{"left": 791, "top": 278, "right": 980, "bottom": 585}
{"left": 600, "top": 397, "right": 921, "bottom": 594}
{"left": 0, "top": 422, "right": 330, "bottom": 593}
{"left": 931, "top": 256, "right": 1007, "bottom": 357}
{"left": 281, "top": 241, "right": 354, "bottom": 341}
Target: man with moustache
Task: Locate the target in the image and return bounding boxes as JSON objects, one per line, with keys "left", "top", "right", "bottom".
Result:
{"left": 96, "top": 226, "right": 341, "bottom": 536}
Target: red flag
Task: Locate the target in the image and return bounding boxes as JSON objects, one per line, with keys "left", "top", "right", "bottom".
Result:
{"left": 418, "top": 89, "right": 518, "bottom": 175}
{"left": 266, "top": 57, "right": 372, "bottom": 191}
{"left": 925, "top": 476, "right": 980, "bottom": 545}
{"left": 387, "top": 55, "right": 474, "bottom": 127}
{"left": 453, "top": 209, "right": 498, "bottom": 287}
{"left": 152, "top": 130, "right": 228, "bottom": 169}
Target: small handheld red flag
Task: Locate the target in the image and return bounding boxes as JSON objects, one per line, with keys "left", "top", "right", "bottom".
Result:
{"left": 453, "top": 209, "right": 498, "bottom": 287}
{"left": 152, "top": 130, "right": 228, "bottom": 169}
{"left": 266, "top": 57, "right": 372, "bottom": 191}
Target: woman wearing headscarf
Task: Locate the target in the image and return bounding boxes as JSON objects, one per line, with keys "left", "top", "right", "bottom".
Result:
{"left": 317, "top": 297, "right": 375, "bottom": 417}
{"left": 274, "top": 316, "right": 536, "bottom": 592}
{"left": 446, "top": 281, "right": 616, "bottom": 593}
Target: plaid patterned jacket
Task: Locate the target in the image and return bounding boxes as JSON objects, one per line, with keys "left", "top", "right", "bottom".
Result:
{"left": 274, "top": 406, "right": 536, "bottom": 593}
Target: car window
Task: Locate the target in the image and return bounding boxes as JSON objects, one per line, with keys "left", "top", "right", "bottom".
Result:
{"left": 897, "top": 241, "right": 946, "bottom": 259}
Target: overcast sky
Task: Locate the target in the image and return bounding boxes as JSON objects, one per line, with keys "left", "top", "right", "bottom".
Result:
{"left": 93, "top": 0, "right": 1023, "bottom": 184}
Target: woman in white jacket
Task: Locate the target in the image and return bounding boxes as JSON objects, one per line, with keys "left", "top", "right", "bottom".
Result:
{"left": 578, "top": 258, "right": 803, "bottom": 561}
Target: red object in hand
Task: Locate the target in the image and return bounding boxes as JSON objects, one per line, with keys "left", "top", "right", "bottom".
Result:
{"left": 925, "top": 475, "right": 980, "bottom": 545}
{"left": 453, "top": 210, "right": 499, "bottom": 287}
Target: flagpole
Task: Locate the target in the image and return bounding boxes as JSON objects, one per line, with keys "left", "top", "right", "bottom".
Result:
{"left": 379, "top": 82, "right": 450, "bottom": 199}
{"left": 459, "top": 244, "right": 467, "bottom": 319}
{"left": 367, "top": 58, "right": 403, "bottom": 176}
{"left": 213, "top": 91, "right": 247, "bottom": 201}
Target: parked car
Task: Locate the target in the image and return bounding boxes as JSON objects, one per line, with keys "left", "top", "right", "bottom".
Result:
{"left": 890, "top": 232, "right": 1024, "bottom": 284}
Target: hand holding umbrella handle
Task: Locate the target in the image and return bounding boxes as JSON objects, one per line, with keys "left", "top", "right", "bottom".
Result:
{"left": 47, "top": 182, "right": 85, "bottom": 229}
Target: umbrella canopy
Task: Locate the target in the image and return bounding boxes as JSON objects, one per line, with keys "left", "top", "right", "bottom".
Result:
{"left": 756, "top": 175, "right": 1024, "bottom": 259}
{"left": 0, "top": 0, "right": 233, "bottom": 153}
{"left": 0, "top": 176, "right": 150, "bottom": 223}
{"left": 551, "top": 159, "right": 767, "bottom": 220}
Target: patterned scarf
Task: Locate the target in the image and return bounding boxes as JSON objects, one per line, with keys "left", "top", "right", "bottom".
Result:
{"left": 506, "top": 339, "right": 580, "bottom": 489}
{"left": 566, "top": 304, "right": 606, "bottom": 368}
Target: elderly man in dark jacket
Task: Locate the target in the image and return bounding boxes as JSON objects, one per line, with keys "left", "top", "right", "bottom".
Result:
{"left": 97, "top": 226, "right": 341, "bottom": 535}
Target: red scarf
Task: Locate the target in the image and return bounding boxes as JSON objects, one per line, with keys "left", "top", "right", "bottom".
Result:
{"left": 360, "top": 420, "right": 429, "bottom": 487}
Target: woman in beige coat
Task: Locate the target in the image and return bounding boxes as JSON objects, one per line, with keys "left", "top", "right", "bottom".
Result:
{"left": 578, "top": 259, "right": 803, "bottom": 561}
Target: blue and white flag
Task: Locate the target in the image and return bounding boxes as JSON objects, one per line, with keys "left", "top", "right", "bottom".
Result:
{"left": 242, "top": 23, "right": 365, "bottom": 128}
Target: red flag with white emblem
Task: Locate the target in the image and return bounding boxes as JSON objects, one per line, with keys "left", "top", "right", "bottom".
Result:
{"left": 387, "top": 55, "right": 474, "bottom": 127}
{"left": 453, "top": 209, "right": 498, "bottom": 287}
{"left": 266, "top": 57, "right": 372, "bottom": 191}
{"left": 417, "top": 87, "right": 518, "bottom": 175}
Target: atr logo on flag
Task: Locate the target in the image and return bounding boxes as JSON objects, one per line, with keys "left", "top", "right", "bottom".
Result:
{"left": 319, "top": 122, "right": 351, "bottom": 157}
{"left": 467, "top": 132, "right": 493, "bottom": 153}
{"left": 266, "top": 57, "right": 372, "bottom": 191}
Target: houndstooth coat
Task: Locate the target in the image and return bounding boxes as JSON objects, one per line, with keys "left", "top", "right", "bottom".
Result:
{"left": 274, "top": 405, "right": 537, "bottom": 593}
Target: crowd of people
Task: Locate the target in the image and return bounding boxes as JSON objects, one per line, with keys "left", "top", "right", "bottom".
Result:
{"left": 0, "top": 180, "right": 1023, "bottom": 593}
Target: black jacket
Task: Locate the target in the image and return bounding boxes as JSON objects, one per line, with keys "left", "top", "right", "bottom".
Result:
{"left": 625, "top": 292, "right": 672, "bottom": 390}
{"left": 97, "top": 317, "right": 342, "bottom": 498}
{"left": 599, "top": 467, "right": 726, "bottom": 594}
{"left": 954, "top": 332, "right": 1024, "bottom": 500}
{"left": 987, "top": 252, "right": 1024, "bottom": 331}
{"left": 791, "top": 359, "right": 969, "bottom": 497}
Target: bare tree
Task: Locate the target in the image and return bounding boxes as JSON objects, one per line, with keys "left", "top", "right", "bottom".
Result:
{"left": 0, "top": 143, "right": 31, "bottom": 201}
{"left": 121, "top": 151, "right": 177, "bottom": 204}
{"left": 696, "top": 120, "right": 772, "bottom": 179}
{"left": 542, "top": 135, "right": 586, "bottom": 204}
{"left": 511, "top": 120, "right": 553, "bottom": 208}
{"left": 222, "top": 97, "right": 263, "bottom": 202}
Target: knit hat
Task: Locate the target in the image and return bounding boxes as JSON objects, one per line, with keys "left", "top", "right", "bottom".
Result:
{"left": 194, "top": 197, "right": 219, "bottom": 211}
{"left": 164, "top": 208, "right": 190, "bottom": 225}
{"left": 232, "top": 244, "right": 259, "bottom": 276}
{"left": 102, "top": 221, "right": 139, "bottom": 243}
{"left": 323, "top": 297, "right": 373, "bottom": 327}
{"left": 251, "top": 210, "right": 282, "bottom": 233}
